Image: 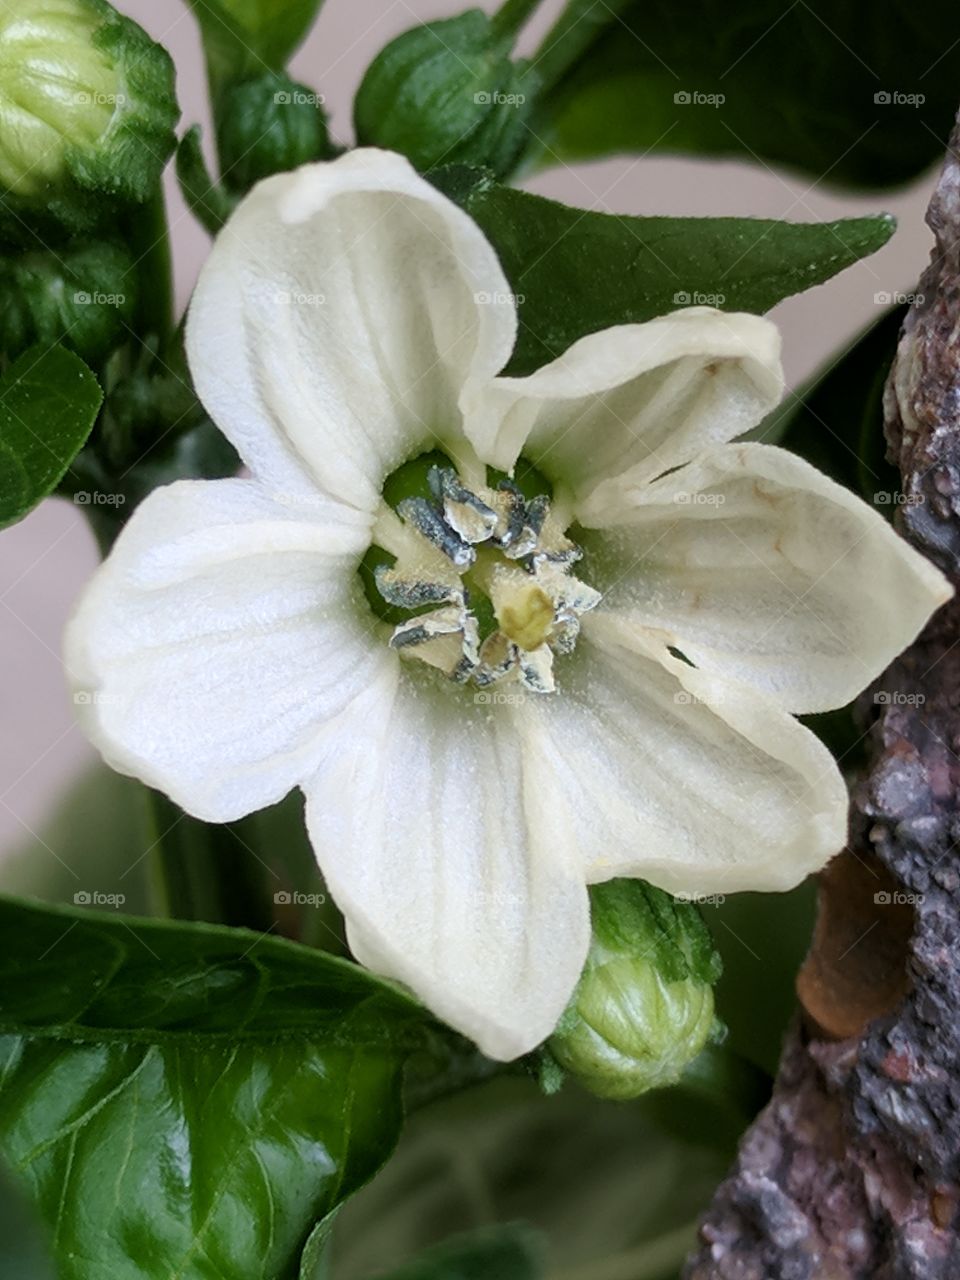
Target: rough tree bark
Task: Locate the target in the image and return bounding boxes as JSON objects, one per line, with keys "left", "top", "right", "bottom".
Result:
{"left": 683, "top": 118, "right": 960, "bottom": 1280}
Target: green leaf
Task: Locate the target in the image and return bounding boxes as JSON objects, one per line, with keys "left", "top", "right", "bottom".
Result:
{"left": 0, "top": 344, "right": 102, "bottom": 529}
{"left": 354, "top": 12, "right": 536, "bottom": 177}
{"left": 381, "top": 1225, "right": 544, "bottom": 1280}
{"left": 0, "top": 240, "right": 137, "bottom": 365}
{"left": 529, "top": 0, "right": 957, "bottom": 188}
{"left": 0, "top": 895, "right": 439, "bottom": 1280}
{"left": 0, "top": 1162, "right": 56, "bottom": 1280}
{"left": 332, "top": 1074, "right": 737, "bottom": 1280}
{"left": 189, "top": 0, "right": 326, "bottom": 94}
{"left": 432, "top": 166, "right": 895, "bottom": 375}
{"left": 175, "top": 126, "right": 236, "bottom": 236}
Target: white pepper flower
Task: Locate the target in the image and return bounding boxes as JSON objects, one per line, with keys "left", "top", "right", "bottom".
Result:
{"left": 65, "top": 149, "right": 950, "bottom": 1060}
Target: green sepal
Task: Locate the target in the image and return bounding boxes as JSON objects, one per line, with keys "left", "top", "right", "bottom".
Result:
{"left": 354, "top": 12, "right": 537, "bottom": 177}
{"left": 0, "top": 0, "right": 179, "bottom": 237}
{"left": 175, "top": 125, "right": 237, "bottom": 236}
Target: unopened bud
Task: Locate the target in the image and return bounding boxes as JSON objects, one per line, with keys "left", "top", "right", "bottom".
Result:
{"left": 549, "top": 880, "right": 722, "bottom": 1100}
{"left": 0, "top": 0, "right": 178, "bottom": 229}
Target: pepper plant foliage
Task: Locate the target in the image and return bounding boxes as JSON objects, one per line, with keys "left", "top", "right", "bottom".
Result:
{"left": 0, "top": 0, "right": 952, "bottom": 1276}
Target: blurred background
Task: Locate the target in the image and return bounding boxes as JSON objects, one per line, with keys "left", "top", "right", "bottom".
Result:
{"left": 0, "top": 0, "right": 944, "bottom": 864}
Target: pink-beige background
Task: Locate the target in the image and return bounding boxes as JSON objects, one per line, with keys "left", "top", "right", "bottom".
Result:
{"left": 0, "top": 0, "right": 941, "bottom": 860}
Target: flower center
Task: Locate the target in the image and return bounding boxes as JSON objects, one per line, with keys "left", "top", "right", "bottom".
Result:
{"left": 366, "top": 457, "right": 601, "bottom": 694}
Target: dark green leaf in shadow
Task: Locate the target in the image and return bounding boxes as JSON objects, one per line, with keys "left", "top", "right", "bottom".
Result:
{"left": 529, "top": 0, "right": 958, "bottom": 188}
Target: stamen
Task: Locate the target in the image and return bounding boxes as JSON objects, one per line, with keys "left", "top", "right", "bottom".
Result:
{"left": 375, "top": 465, "right": 602, "bottom": 693}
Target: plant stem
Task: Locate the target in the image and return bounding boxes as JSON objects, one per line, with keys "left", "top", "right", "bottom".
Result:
{"left": 489, "top": 0, "right": 543, "bottom": 44}
{"left": 148, "top": 791, "right": 274, "bottom": 930}
{"left": 128, "top": 190, "right": 174, "bottom": 348}
{"left": 528, "top": 0, "right": 634, "bottom": 95}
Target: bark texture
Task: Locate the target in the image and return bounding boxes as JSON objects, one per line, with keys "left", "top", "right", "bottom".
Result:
{"left": 683, "top": 120, "right": 960, "bottom": 1280}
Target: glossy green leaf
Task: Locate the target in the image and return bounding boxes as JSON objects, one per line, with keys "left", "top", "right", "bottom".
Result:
{"left": 0, "top": 344, "right": 102, "bottom": 530}
{"left": 381, "top": 1225, "right": 544, "bottom": 1280}
{"left": 189, "top": 0, "right": 326, "bottom": 94}
{"left": 0, "top": 896, "right": 438, "bottom": 1280}
{"left": 0, "top": 1163, "right": 56, "bottom": 1280}
{"left": 433, "top": 167, "right": 895, "bottom": 374}
{"left": 529, "top": 0, "right": 958, "bottom": 188}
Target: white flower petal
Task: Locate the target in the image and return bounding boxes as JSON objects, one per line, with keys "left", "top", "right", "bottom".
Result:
{"left": 303, "top": 673, "right": 590, "bottom": 1060}
{"left": 581, "top": 442, "right": 952, "bottom": 713}
{"left": 65, "top": 478, "right": 391, "bottom": 823}
{"left": 460, "top": 308, "right": 782, "bottom": 502}
{"left": 186, "top": 148, "right": 518, "bottom": 512}
{"left": 520, "top": 614, "right": 848, "bottom": 895}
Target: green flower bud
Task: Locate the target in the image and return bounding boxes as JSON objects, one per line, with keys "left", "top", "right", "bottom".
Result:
{"left": 353, "top": 11, "right": 536, "bottom": 177}
{"left": 549, "top": 881, "right": 722, "bottom": 1100}
{"left": 0, "top": 241, "right": 136, "bottom": 364}
{"left": 0, "top": 0, "right": 178, "bottom": 231}
{"left": 216, "top": 72, "right": 334, "bottom": 196}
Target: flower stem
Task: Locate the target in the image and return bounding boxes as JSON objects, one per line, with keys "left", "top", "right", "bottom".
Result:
{"left": 147, "top": 791, "right": 275, "bottom": 930}
{"left": 529, "top": 0, "right": 634, "bottom": 95}
{"left": 489, "top": 0, "right": 543, "bottom": 44}
{"left": 127, "top": 190, "right": 174, "bottom": 348}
